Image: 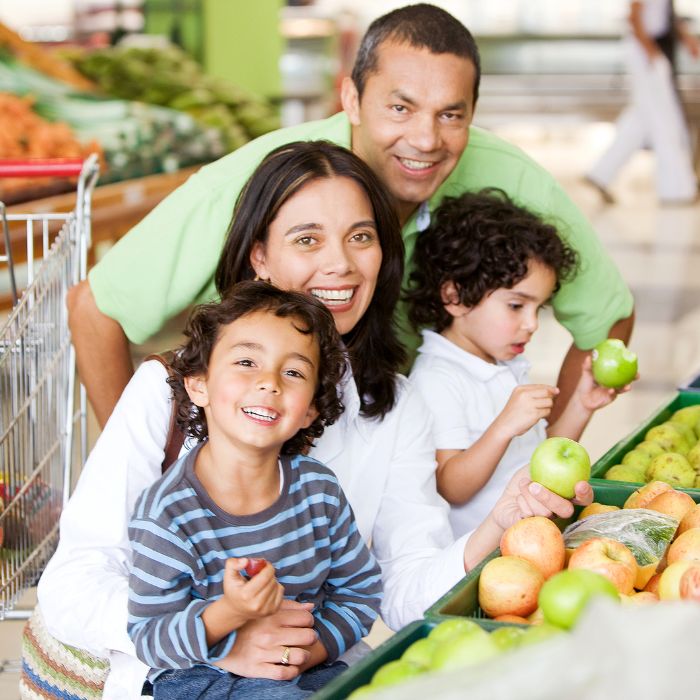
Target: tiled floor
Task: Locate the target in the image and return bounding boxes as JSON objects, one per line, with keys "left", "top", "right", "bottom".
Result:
{"left": 2, "top": 122, "right": 699, "bottom": 698}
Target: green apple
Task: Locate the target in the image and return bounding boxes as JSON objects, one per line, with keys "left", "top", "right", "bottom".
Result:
{"left": 591, "top": 339, "right": 638, "bottom": 389}
{"left": 430, "top": 629, "right": 499, "bottom": 671}
{"left": 490, "top": 625, "right": 526, "bottom": 651}
{"left": 530, "top": 437, "right": 591, "bottom": 499}
{"left": 538, "top": 569, "right": 619, "bottom": 630}
{"left": 347, "top": 686, "right": 376, "bottom": 699}
{"left": 645, "top": 424, "right": 690, "bottom": 455}
{"left": 604, "top": 463, "right": 645, "bottom": 483}
{"left": 400, "top": 638, "right": 437, "bottom": 669}
{"left": 645, "top": 452, "right": 695, "bottom": 488}
{"left": 427, "top": 618, "right": 483, "bottom": 643}
{"left": 370, "top": 659, "right": 422, "bottom": 687}
{"left": 517, "top": 623, "right": 563, "bottom": 646}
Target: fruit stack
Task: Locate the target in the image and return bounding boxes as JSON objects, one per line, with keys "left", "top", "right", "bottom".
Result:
{"left": 594, "top": 400, "right": 700, "bottom": 491}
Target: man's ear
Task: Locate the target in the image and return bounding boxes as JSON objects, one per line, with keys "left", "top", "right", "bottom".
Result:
{"left": 249, "top": 242, "right": 270, "bottom": 282}
{"left": 340, "top": 76, "right": 361, "bottom": 126}
{"left": 184, "top": 375, "right": 209, "bottom": 408}
{"left": 441, "top": 281, "right": 468, "bottom": 318}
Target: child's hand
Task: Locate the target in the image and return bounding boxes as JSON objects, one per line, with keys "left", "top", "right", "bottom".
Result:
{"left": 221, "top": 557, "right": 284, "bottom": 622}
{"left": 578, "top": 355, "right": 636, "bottom": 412}
{"left": 494, "top": 384, "right": 559, "bottom": 438}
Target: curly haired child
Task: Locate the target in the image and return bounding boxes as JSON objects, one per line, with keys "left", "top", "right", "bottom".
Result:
{"left": 406, "top": 189, "right": 635, "bottom": 538}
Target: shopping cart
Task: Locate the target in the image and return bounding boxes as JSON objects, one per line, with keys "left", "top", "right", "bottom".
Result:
{"left": 0, "top": 155, "right": 99, "bottom": 620}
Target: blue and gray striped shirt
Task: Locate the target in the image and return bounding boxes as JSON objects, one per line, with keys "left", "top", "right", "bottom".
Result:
{"left": 127, "top": 443, "right": 382, "bottom": 675}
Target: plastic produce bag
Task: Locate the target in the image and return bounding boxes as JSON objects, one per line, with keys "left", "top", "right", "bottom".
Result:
{"left": 562, "top": 509, "right": 677, "bottom": 588}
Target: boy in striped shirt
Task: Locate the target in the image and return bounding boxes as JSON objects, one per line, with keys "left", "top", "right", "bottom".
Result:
{"left": 127, "top": 282, "right": 382, "bottom": 699}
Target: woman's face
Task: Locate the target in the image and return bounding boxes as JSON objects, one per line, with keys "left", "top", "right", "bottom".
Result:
{"left": 250, "top": 176, "right": 383, "bottom": 336}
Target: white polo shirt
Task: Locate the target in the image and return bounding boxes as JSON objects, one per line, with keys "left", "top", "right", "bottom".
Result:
{"left": 410, "top": 330, "right": 547, "bottom": 538}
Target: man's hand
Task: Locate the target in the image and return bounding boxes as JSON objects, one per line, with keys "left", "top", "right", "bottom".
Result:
{"left": 214, "top": 599, "right": 317, "bottom": 680}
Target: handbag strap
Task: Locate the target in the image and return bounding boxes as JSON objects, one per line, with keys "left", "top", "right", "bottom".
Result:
{"left": 145, "top": 351, "right": 186, "bottom": 474}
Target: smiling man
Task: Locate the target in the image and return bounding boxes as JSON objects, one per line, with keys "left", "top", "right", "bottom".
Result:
{"left": 70, "top": 3, "right": 634, "bottom": 426}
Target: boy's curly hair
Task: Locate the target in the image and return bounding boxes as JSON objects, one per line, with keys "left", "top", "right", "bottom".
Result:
{"left": 406, "top": 188, "right": 579, "bottom": 332}
{"left": 167, "top": 281, "right": 345, "bottom": 456}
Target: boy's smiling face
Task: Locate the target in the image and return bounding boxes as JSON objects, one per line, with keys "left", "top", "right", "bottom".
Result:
{"left": 185, "top": 310, "right": 320, "bottom": 457}
{"left": 442, "top": 260, "right": 557, "bottom": 364}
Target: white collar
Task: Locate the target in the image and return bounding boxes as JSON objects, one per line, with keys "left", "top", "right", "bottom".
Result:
{"left": 416, "top": 329, "right": 531, "bottom": 383}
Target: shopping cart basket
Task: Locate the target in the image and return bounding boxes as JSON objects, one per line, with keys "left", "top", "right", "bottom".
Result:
{"left": 0, "top": 155, "right": 99, "bottom": 620}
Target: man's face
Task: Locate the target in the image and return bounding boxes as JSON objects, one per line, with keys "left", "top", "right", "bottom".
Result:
{"left": 343, "top": 41, "right": 476, "bottom": 225}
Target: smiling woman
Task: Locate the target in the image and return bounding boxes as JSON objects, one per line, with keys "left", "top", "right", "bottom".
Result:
{"left": 34, "top": 141, "right": 591, "bottom": 700}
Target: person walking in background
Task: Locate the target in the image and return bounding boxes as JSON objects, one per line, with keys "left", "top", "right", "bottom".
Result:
{"left": 586, "top": 0, "right": 699, "bottom": 205}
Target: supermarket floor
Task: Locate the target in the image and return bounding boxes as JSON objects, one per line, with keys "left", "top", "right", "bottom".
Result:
{"left": 1, "top": 122, "right": 699, "bottom": 698}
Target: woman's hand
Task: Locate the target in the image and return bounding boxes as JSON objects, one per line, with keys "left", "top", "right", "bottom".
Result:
{"left": 214, "top": 599, "right": 317, "bottom": 680}
{"left": 493, "top": 465, "right": 593, "bottom": 530}
{"left": 464, "top": 465, "right": 593, "bottom": 570}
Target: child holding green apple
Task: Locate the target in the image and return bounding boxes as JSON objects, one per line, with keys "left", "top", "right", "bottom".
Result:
{"left": 406, "top": 189, "right": 633, "bottom": 538}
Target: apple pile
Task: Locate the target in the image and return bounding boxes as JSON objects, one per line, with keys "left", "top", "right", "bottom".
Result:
{"left": 477, "top": 515, "right": 623, "bottom": 628}
{"left": 571, "top": 481, "right": 700, "bottom": 603}
{"left": 346, "top": 618, "right": 562, "bottom": 698}
{"left": 604, "top": 404, "right": 700, "bottom": 488}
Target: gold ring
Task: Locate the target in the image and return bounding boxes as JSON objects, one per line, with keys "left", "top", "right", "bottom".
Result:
{"left": 281, "top": 646, "right": 291, "bottom": 666}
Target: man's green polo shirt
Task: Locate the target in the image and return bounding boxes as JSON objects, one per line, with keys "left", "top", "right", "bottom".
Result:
{"left": 89, "top": 112, "right": 632, "bottom": 352}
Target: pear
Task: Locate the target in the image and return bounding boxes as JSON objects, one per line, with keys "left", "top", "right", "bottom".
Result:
{"left": 605, "top": 463, "right": 646, "bottom": 483}
{"left": 645, "top": 424, "right": 690, "bottom": 455}
{"left": 686, "top": 443, "right": 700, "bottom": 475}
{"left": 622, "top": 450, "right": 652, "bottom": 471}
{"left": 671, "top": 406, "right": 700, "bottom": 435}
{"left": 668, "top": 421, "right": 697, "bottom": 448}
{"left": 645, "top": 452, "right": 695, "bottom": 489}
{"left": 634, "top": 441, "right": 666, "bottom": 461}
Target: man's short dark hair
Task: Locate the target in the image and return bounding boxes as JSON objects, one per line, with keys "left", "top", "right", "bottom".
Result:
{"left": 351, "top": 4, "right": 481, "bottom": 104}
{"left": 168, "top": 281, "right": 345, "bottom": 456}
{"left": 406, "top": 189, "right": 579, "bottom": 333}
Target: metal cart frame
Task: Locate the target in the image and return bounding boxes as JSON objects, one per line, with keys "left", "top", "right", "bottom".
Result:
{"left": 0, "top": 156, "right": 99, "bottom": 620}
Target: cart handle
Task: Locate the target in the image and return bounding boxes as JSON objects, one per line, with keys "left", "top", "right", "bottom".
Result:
{"left": 0, "top": 158, "right": 86, "bottom": 178}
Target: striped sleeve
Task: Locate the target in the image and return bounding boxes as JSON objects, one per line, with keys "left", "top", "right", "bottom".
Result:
{"left": 127, "top": 512, "right": 235, "bottom": 670}
{"left": 313, "top": 483, "right": 383, "bottom": 661}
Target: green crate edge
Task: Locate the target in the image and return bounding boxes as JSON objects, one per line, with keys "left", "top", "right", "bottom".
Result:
{"left": 423, "top": 486, "right": 632, "bottom": 624}
{"left": 589, "top": 390, "right": 700, "bottom": 501}
{"left": 311, "top": 619, "right": 437, "bottom": 700}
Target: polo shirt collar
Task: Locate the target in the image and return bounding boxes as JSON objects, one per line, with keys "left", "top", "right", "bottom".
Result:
{"left": 417, "top": 329, "right": 531, "bottom": 383}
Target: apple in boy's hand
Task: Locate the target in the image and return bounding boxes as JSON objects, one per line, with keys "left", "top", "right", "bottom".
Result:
{"left": 529, "top": 437, "right": 591, "bottom": 499}
{"left": 591, "top": 339, "right": 638, "bottom": 389}
{"left": 244, "top": 558, "right": 267, "bottom": 577}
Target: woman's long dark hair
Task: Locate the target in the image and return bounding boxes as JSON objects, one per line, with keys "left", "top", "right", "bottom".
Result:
{"left": 214, "top": 140, "right": 405, "bottom": 419}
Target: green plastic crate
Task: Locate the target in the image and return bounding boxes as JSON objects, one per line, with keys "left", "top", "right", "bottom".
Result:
{"left": 311, "top": 619, "right": 437, "bottom": 700}
{"left": 423, "top": 486, "right": 630, "bottom": 623}
{"left": 590, "top": 391, "right": 700, "bottom": 501}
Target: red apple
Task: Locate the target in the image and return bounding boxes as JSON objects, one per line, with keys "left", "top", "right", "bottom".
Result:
{"left": 658, "top": 560, "right": 695, "bottom": 600}
{"left": 643, "top": 573, "right": 662, "bottom": 595}
{"left": 568, "top": 537, "right": 638, "bottom": 595}
{"left": 667, "top": 528, "right": 700, "bottom": 565}
{"left": 500, "top": 516, "right": 565, "bottom": 580}
{"left": 244, "top": 557, "right": 267, "bottom": 577}
{"left": 478, "top": 555, "right": 545, "bottom": 618}
{"left": 679, "top": 564, "right": 700, "bottom": 601}
{"left": 645, "top": 490, "right": 696, "bottom": 525}
{"left": 623, "top": 481, "right": 672, "bottom": 509}
{"left": 678, "top": 506, "right": 700, "bottom": 536}
{"left": 493, "top": 614, "right": 530, "bottom": 624}
{"left": 577, "top": 503, "right": 620, "bottom": 521}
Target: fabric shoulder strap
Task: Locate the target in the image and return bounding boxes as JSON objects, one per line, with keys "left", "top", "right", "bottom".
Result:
{"left": 144, "top": 351, "right": 186, "bottom": 474}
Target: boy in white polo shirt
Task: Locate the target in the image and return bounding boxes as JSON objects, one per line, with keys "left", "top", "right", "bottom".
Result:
{"left": 406, "top": 189, "right": 632, "bottom": 538}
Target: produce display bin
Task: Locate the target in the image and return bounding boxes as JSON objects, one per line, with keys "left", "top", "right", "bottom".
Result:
{"left": 589, "top": 391, "right": 700, "bottom": 501}
{"left": 423, "top": 486, "right": 630, "bottom": 624}
{"left": 679, "top": 369, "right": 700, "bottom": 393}
{"left": 311, "top": 620, "right": 437, "bottom": 700}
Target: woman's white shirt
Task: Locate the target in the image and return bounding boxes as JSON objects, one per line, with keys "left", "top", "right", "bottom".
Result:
{"left": 37, "top": 360, "right": 469, "bottom": 698}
